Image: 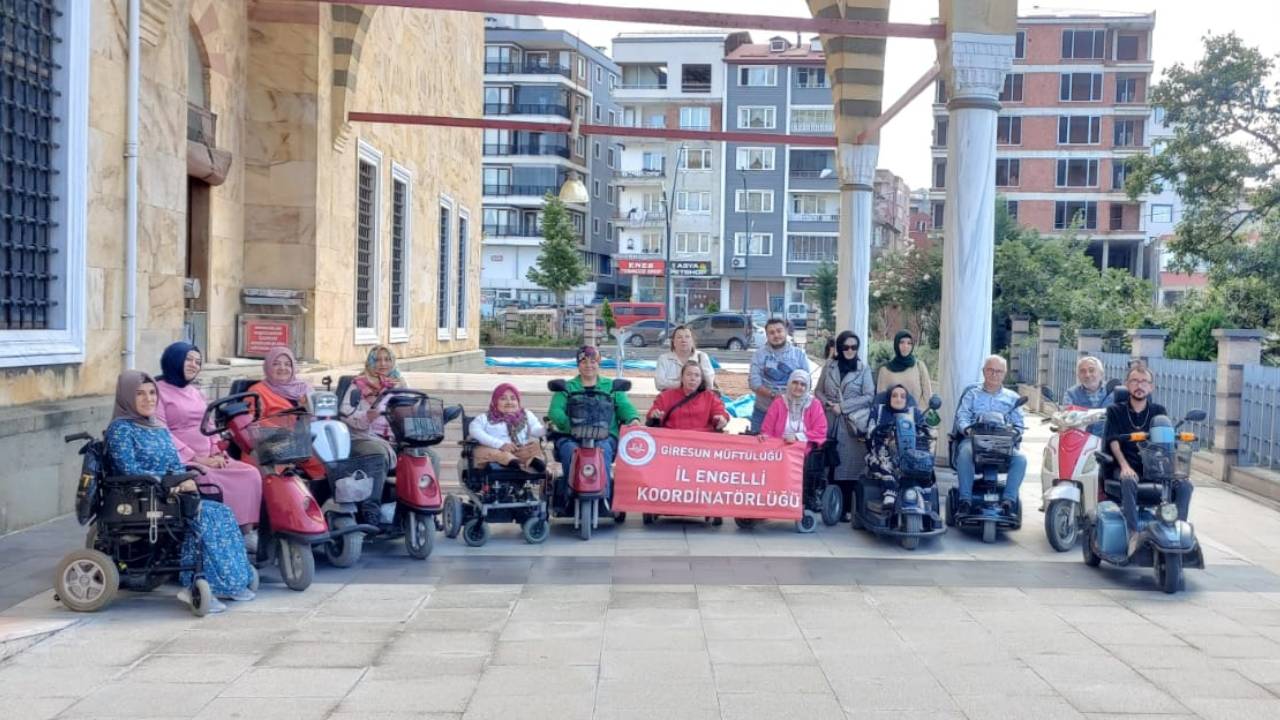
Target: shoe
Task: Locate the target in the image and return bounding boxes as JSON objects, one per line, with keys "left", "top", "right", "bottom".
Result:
{"left": 957, "top": 499, "right": 972, "bottom": 516}
{"left": 882, "top": 490, "right": 896, "bottom": 509}
{"left": 507, "top": 459, "right": 522, "bottom": 470}
{"left": 223, "top": 588, "right": 255, "bottom": 602}
{"left": 1000, "top": 499, "right": 1015, "bottom": 517}
{"left": 176, "top": 588, "right": 192, "bottom": 606}
{"left": 242, "top": 530, "right": 258, "bottom": 555}
{"left": 529, "top": 458, "right": 547, "bottom": 474}
{"left": 208, "top": 597, "right": 228, "bottom": 614}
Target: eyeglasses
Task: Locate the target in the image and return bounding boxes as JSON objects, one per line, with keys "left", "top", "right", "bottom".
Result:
{"left": 842, "top": 344, "right": 859, "bottom": 351}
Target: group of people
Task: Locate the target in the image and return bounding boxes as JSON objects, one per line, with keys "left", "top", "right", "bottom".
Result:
{"left": 104, "top": 341, "right": 417, "bottom": 613}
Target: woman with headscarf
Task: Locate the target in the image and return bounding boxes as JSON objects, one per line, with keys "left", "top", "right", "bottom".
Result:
{"left": 865, "top": 384, "right": 935, "bottom": 509}
{"left": 154, "top": 342, "right": 264, "bottom": 550}
{"left": 247, "top": 346, "right": 327, "bottom": 480}
{"left": 814, "top": 331, "right": 875, "bottom": 517}
{"left": 760, "top": 369, "right": 828, "bottom": 451}
{"left": 876, "top": 330, "right": 933, "bottom": 407}
{"left": 339, "top": 344, "right": 404, "bottom": 466}
{"left": 105, "top": 371, "right": 255, "bottom": 613}
{"left": 468, "top": 383, "right": 547, "bottom": 472}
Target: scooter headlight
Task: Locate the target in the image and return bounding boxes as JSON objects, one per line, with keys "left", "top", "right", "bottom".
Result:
{"left": 581, "top": 463, "right": 596, "bottom": 478}
{"left": 1158, "top": 502, "right": 1178, "bottom": 524}
{"left": 1082, "top": 453, "right": 1097, "bottom": 476}
{"left": 418, "top": 474, "right": 431, "bottom": 489}
{"left": 903, "top": 488, "right": 919, "bottom": 503}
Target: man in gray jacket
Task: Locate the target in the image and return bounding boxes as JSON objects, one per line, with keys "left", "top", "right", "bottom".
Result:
{"left": 749, "top": 319, "right": 811, "bottom": 433}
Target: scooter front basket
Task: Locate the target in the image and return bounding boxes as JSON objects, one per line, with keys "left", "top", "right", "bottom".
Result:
{"left": 567, "top": 394, "right": 613, "bottom": 442}
{"left": 388, "top": 397, "right": 445, "bottom": 445}
{"left": 971, "top": 426, "right": 1017, "bottom": 470}
{"left": 249, "top": 415, "right": 313, "bottom": 465}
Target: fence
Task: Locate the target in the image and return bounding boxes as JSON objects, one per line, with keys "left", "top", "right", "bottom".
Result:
{"left": 1148, "top": 357, "right": 1217, "bottom": 446}
{"left": 1015, "top": 344, "right": 1037, "bottom": 385}
{"left": 1240, "top": 364, "right": 1280, "bottom": 470}
{"left": 1095, "top": 352, "right": 1132, "bottom": 387}
{"left": 1053, "top": 348, "right": 1077, "bottom": 397}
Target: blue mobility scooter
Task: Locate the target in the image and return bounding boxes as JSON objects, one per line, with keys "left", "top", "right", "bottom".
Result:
{"left": 850, "top": 393, "right": 946, "bottom": 550}
{"left": 946, "top": 394, "right": 1029, "bottom": 543}
{"left": 1084, "top": 406, "right": 1206, "bottom": 593}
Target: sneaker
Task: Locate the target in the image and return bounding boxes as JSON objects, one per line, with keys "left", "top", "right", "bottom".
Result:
{"left": 1000, "top": 499, "right": 1015, "bottom": 517}
{"left": 882, "top": 490, "right": 896, "bottom": 509}
{"left": 242, "top": 529, "right": 258, "bottom": 555}
{"left": 176, "top": 588, "right": 192, "bottom": 606}
{"left": 223, "top": 588, "right": 255, "bottom": 602}
{"left": 207, "top": 597, "right": 228, "bottom": 614}
{"left": 957, "top": 499, "right": 972, "bottom": 517}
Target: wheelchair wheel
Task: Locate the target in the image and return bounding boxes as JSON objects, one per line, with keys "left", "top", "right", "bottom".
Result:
{"left": 643, "top": 513, "right": 655, "bottom": 525}
{"left": 522, "top": 516, "right": 550, "bottom": 544}
{"left": 54, "top": 549, "right": 119, "bottom": 613}
{"left": 463, "top": 519, "right": 490, "bottom": 547}
{"left": 442, "top": 494, "right": 463, "bottom": 539}
{"left": 734, "top": 518, "right": 759, "bottom": 530}
{"left": 795, "top": 510, "right": 818, "bottom": 534}
{"left": 190, "top": 579, "right": 213, "bottom": 618}
{"left": 247, "top": 565, "right": 260, "bottom": 593}
{"left": 820, "top": 485, "right": 842, "bottom": 526}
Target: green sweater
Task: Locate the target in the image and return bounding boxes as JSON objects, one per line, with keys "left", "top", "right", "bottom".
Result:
{"left": 547, "top": 375, "right": 640, "bottom": 438}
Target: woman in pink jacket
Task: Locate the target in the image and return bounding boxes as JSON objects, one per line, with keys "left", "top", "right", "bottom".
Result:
{"left": 154, "top": 342, "right": 264, "bottom": 551}
{"left": 760, "top": 369, "right": 828, "bottom": 452}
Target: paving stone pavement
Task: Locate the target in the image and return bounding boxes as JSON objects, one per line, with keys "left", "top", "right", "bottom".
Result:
{"left": 4, "top": 423, "right": 1280, "bottom": 718}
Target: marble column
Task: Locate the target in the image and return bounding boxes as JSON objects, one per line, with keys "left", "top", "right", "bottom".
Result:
{"left": 937, "top": 33, "right": 1016, "bottom": 441}
{"left": 836, "top": 143, "right": 878, "bottom": 349}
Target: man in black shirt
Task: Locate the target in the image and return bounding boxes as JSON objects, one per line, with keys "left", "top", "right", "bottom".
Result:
{"left": 1103, "top": 362, "right": 1193, "bottom": 530}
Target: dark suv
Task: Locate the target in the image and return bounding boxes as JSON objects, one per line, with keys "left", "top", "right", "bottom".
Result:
{"left": 683, "top": 313, "right": 756, "bottom": 350}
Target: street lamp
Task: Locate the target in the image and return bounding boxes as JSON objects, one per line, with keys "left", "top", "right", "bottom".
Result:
{"left": 740, "top": 172, "right": 752, "bottom": 315}
{"left": 662, "top": 143, "right": 687, "bottom": 325}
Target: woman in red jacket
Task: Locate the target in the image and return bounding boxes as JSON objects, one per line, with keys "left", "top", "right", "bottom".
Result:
{"left": 646, "top": 361, "right": 730, "bottom": 432}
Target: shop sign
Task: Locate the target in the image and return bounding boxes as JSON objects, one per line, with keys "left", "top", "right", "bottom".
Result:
{"left": 669, "top": 261, "right": 712, "bottom": 277}
{"left": 617, "top": 259, "right": 666, "bottom": 276}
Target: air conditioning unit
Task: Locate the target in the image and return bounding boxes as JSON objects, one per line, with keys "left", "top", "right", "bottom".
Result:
{"left": 731, "top": 257, "right": 747, "bottom": 269}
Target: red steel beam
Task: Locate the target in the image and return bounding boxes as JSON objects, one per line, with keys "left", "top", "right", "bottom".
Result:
{"left": 314, "top": 0, "right": 945, "bottom": 40}
{"left": 348, "top": 112, "right": 838, "bottom": 147}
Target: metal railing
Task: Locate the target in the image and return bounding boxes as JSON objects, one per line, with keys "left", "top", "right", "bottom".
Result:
{"left": 484, "top": 61, "right": 572, "bottom": 78}
{"left": 791, "top": 120, "right": 834, "bottom": 133}
{"left": 1095, "top": 352, "right": 1132, "bottom": 387}
{"left": 482, "top": 143, "right": 570, "bottom": 158}
{"left": 617, "top": 169, "right": 666, "bottom": 180}
{"left": 1015, "top": 344, "right": 1038, "bottom": 385}
{"left": 1240, "top": 364, "right": 1280, "bottom": 469}
{"left": 1148, "top": 357, "right": 1217, "bottom": 445}
{"left": 482, "top": 224, "right": 540, "bottom": 237}
{"left": 787, "top": 250, "right": 836, "bottom": 263}
{"left": 789, "top": 213, "right": 839, "bottom": 223}
{"left": 617, "top": 82, "right": 667, "bottom": 90}
{"left": 1053, "top": 347, "right": 1078, "bottom": 397}
{"left": 482, "top": 184, "right": 559, "bottom": 197}
{"left": 681, "top": 82, "right": 712, "bottom": 93}
{"left": 483, "top": 103, "right": 571, "bottom": 118}
{"left": 790, "top": 169, "right": 835, "bottom": 178}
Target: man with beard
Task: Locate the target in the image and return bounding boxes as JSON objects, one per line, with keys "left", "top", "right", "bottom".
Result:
{"left": 748, "top": 318, "right": 809, "bottom": 434}
{"left": 1104, "top": 361, "right": 1193, "bottom": 530}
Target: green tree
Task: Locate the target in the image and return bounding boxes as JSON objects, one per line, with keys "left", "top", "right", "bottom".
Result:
{"left": 525, "top": 194, "right": 588, "bottom": 307}
{"left": 1125, "top": 33, "right": 1280, "bottom": 340}
{"left": 1165, "top": 302, "right": 1231, "bottom": 361}
{"left": 870, "top": 245, "right": 942, "bottom": 345}
{"left": 812, "top": 262, "right": 838, "bottom": 330}
{"left": 600, "top": 299, "right": 616, "bottom": 331}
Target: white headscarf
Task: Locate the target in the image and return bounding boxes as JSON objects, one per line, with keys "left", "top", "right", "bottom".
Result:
{"left": 785, "top": 369, "right": 813, "bottom": 427}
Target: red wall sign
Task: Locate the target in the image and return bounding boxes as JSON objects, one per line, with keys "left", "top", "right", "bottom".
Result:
{"left": 617, "top": 259, "right": 666, "bottom": 276}
{"left": 613, "top": 426, "right": 805, "bottom": 520}
{"left": 243, "top": 319, "right": 291, "bottom": 358}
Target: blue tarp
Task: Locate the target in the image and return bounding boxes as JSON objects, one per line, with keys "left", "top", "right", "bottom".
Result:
{"left": 486, "top": 356, "right": 722, "bottom": 370}
{"left": 724, "top": 393, "right": 755, "bottom": 419}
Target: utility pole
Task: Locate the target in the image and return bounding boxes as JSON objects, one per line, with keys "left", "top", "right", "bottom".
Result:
{"left": 663, "top": 143, "right": 687, "bottom": 325}
{"left": 740, "top": 172, "right": 752, "bottom": 315}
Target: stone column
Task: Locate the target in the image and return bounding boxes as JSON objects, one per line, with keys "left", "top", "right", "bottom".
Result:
{"left": 1077, "top": 329, "right": 1104, "bottom": 357}
{"left": 1128, "top": 328, "right": 1168, "bottom": 365}
{"left": 836, "top": 143, "right": 878, "bottom": 350}
{"left": 936, "top": 32, "right": 1016, "bottom": 438}
{"left": 1206, "top": 329, "right": 1265, "bottom": 481}
{"left": 1008, "top": 316, "right": 1029, "bottom": 383}
{"left": 1036, "top": 321, "right": 1061, "bottom": 395}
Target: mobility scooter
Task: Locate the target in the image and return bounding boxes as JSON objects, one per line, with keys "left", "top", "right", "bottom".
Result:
{"left": 946, "top": 394, "right": 1029, "bottom": 543}
{"left": 546, "top": 378, "right": 631, "bottom": 540}
{"left": 850, "top": 393, "right": 946, "bottom": 550}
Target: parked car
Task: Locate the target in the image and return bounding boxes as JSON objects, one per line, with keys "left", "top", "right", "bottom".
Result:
{"left": 786, "top": 302, "right": 809, "bottom": 329}
{"left": 684, "top": 313, "right": 757, "bottom": 351}
{"left": 619, "top": 319, "right": 676, "bottom": 348}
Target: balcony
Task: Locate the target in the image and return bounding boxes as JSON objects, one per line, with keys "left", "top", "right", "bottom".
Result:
{"left": 483, "top": 143, "right": 571, "bottom": 159}
{"left": 791, "top": 120, "right": 834, "bottom": 134}
{"left": 483, "top": 103, "right": 571, "bottom": 118}
{"left": 676, "top": 123, "right": 712, "bottom": 132}
{"left": 616, "top": 168, "right": 667, "bottom": 182}
{"left": 789, "top": 169, "right": 835, "bottom": 179}
{"left": 482, "top": 184, "right": 560, "bottom": 198}
{"left": 482, "top": 224, "right": 541, "bottom": 238}
{"left": 187, "top": 103, "right": 217, "bottom": 145}
{"left": 790, "top": 213, "right": 839, "bottom": 223}
{"left": 681, "top": 82, "right": 712, "bottom": 94}
{"left": 614, "top": 209, "right": 667, "bottom": 226}
{"left": 483, "top": 61, "right": 572, "bottom": 78}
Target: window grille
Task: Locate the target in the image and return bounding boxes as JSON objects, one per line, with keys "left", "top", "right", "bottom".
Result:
{"left": 355, "top": 159, "right": 376, "bottom": 329}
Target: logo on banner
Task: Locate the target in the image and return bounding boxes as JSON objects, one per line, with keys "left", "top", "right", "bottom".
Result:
{"left": 619, "top": 430, "right": 657, "bottom": 467}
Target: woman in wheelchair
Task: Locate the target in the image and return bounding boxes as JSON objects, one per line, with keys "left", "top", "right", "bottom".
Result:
{"left": 760, "top": 369, "right": 828, "bottom": 450}
{"left": 106, "top": 371, "right": 256, "bottom": 612}
{"left": 646, "top": 361, "right": 729, "bottom": 432}
{"left": 865, "top": 385, "right": 935, "bottom": 509}
{"left": 468, "top": 383, "right": 547, "bottom": 473}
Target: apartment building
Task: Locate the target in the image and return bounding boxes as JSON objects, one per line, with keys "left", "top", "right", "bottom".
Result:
{"left": 610, "top": 31, "right": 748, "bottom": 318}
{"left": 721, "top": 35, "right": 839, "bottom": 316}
{"left": 930, "top": 12, "right": 1160, "bottom": 281}
{"left": 481, "top": 15, "right": 620, "bottom": 305}
{"left": 874, "top": 169, "right": 912, "bottom": 254}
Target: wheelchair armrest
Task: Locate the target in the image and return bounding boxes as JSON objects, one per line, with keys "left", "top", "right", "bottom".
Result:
{"left": 197, "top": 483, "right": 224, "bottom": 504}
{"left": 1094, "top": 450, "right": 1115, "bottom": 467}
{"left": 184, "top": 464, "right": 207, "bottom": 475}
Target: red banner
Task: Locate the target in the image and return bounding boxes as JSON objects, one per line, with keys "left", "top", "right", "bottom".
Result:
{"left": 613, "top": 426, "right": 805, "bottom": 520}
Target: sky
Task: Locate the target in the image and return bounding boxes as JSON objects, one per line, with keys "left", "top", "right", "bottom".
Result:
{"left": 533, "top": 0, "right": 1280, "bottom": 190}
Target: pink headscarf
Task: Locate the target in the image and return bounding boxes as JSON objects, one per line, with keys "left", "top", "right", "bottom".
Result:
{"left": 487, "top": 383, "right": 528, "bottom": 441}
{"left": 262, "top": 346, "right": 310, "bottom": 402}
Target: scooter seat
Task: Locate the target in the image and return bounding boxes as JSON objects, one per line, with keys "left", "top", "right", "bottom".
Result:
{"left": 1103, "top": 479, "right": 1164, "bottom": 505}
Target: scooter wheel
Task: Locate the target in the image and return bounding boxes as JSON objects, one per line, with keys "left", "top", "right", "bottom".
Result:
{"left": 1045, "top": 499, "right": 1079, "bottom": 552}
{"left": 1082, "top": 522, "right": 1102, "bottom": 567}
{"left": 278, "top": 538, "right": 314, "bottom": 592}
{"left": 982, "top": 520, "right": 997, "bottom": 544}
{"left": 403, "top": 511, "right": 436, "bottom": 560}
{"left": 820, "top": 485, "right": 842, "bottom": 526}
{"left": 324, "top": 515, "right": 363, "bottom": 568}
{"left": 1156, "top": 552, "right": 1183, "bottom": 594}
{"left": 901, "top": 514, "right": 924, "bottom": 551}
{"left": 462, "top": 519, "right": 490, "bottom": 548}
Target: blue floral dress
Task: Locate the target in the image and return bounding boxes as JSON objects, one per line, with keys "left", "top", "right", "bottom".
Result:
{"left": 105, "top": 419, "right": 253, "bottom": 596}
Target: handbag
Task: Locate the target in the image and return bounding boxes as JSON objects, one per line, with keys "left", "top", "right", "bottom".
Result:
{"left": 334, "top": 469, "right": 374, "bottom": 504}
